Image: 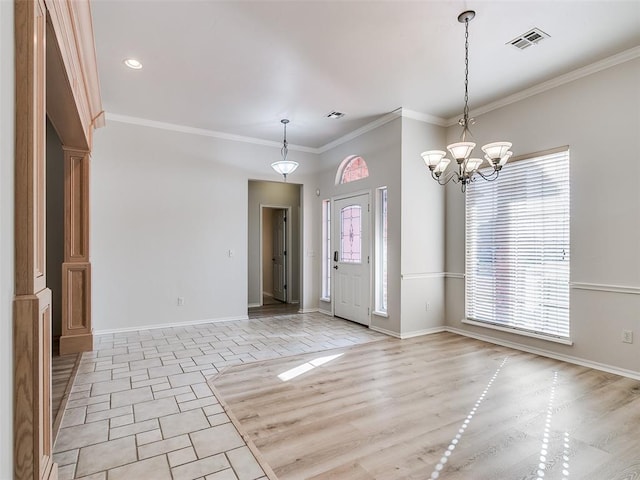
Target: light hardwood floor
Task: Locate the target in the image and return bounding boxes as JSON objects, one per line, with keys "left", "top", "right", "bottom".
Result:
{"left": 212, "top": 332, "right": 640, "bottom": 480}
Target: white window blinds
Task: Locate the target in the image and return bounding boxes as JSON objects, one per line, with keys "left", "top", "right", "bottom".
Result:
{"left": 465, "top": 149, "right": 570, "bottom": 339}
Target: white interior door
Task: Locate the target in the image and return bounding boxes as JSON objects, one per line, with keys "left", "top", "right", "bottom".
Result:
{"left": 272, "top": 209, "right": 287, "bottom": 302}
{"left": 333, "top": 193, "right": 370, "bottom": 325}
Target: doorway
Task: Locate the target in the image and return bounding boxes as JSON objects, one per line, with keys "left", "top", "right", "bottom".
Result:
{"left": 261, "top": 206, "right": 289, "bottom": 305}
{"left": 332, "top": 192, "right": 371, "bottom": 326}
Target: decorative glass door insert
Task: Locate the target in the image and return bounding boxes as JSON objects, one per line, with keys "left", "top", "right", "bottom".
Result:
{"left": 340, "top": 205, "right": 362, "bottom": 263}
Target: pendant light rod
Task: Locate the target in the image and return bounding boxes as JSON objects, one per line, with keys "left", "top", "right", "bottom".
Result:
{"left": 271, "top": 118, "right": 299, "bottom": 181}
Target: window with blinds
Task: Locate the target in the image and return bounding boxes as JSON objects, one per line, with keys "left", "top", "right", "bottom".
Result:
{"left": 465, "top": 148, "right": 570, "bottom": 339}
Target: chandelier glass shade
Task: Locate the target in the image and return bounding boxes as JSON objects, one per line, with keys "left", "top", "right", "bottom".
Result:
{"left": 421, "top": 10, "right": 513, "bottom": 192}
{"left": 271, "top": 119, "right": 299, "bottom": 181}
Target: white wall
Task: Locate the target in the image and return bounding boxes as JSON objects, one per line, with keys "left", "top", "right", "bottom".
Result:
{"left": 0, "top": 1, "right": 14, "bottom": 477}
{"left": 399, "top": 117, "right": 447, "bottom": 336}
{"left": 317, "top": 117, "right": 402, "bottom": 334}
{"left": 91, "top": 120, "right": 317, "bottom": 332}
{"left": 445, "top": 58, "right": 640, "bottom": 374}
{"left": 247, "top": 181, "right": 301, "bottom": 306}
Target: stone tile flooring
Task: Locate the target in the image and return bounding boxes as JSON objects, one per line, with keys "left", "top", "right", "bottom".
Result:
{"left": 54, "top": 313, "right": 385, "bottom": 479}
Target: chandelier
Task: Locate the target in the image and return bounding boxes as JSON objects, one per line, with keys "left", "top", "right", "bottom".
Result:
{"left": 271, "top": 119, "right": 299, "bottom": 181}
{"left": 421, "top": 10, "right": 513, "bottom": 192}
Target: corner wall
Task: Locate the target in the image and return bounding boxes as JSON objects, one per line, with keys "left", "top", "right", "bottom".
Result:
{"left": 400, "top": 117, "right": 447, "bottom": 336}
{"left": 0, "top": 1, "right": 14, "bottom": 476}
{"left": 445, "top": 58, "right": 640, "bottom": 374}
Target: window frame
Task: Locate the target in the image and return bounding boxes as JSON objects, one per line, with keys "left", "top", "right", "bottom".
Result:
{"left": 335, "top": 155, "right": 369, "bottom": 185}
{"left": 321, "top": 199, "right": 331, "bottom": 301}
{"left": 374, "top": 187, "right": 388, "bottom": 315}
{"left": 464, "top": 146, "right": 571, "bottom": 344}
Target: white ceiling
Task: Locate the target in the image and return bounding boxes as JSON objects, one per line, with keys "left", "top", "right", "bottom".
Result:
{"left": 91, "top": 0, "right": 640, "bottom": 149}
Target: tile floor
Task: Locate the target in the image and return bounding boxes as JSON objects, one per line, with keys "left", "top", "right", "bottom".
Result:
{"left": 54, "top": 312, "right": 385, "bottom": 479}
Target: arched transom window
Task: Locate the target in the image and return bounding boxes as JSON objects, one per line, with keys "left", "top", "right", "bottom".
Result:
{"left": 337, "top": 155, "right": 369, "bottom": 185}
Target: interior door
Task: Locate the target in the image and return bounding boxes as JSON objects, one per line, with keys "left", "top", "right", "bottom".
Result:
{"left": 333, "top": 193, "right": 370, "bottom": 325}
{"left": 272, "top": 209, "right": 287, "bottom": 302}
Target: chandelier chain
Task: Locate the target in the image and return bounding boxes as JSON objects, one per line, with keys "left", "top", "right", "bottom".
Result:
{"left": 463, "top": 16, "right": 470, "bottom": 133}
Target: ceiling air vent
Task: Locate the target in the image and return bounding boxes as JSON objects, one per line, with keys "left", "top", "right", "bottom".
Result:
{"left": 326, "top": 111, "right": 346, "bottom": 119}
{"left": 508, "top": 28, "right": 550, "bottom": 50}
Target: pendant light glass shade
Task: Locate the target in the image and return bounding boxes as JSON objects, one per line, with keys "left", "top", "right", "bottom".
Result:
{"left": 271, "top": 160, "right": 298, "bottom": 176}
{"left": 271, "top": 119, "right": 298, "bottom": 181}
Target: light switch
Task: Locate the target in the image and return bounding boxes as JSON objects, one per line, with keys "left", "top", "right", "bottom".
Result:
{"left": 228, "top": 249, "right": 234, "bottom": 257}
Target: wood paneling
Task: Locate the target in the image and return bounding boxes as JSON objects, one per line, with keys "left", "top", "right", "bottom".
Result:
{"left": 14, "top": 291, "right": 57, "bottom": 480}
{"left": 63, "top": 149, "right": 89, "bottom": 261}
{"left": 60, "top": 147, "right": 92, "bottom": 354}
{"left": 15, "top": 0, "right": 47, "bottom": 297}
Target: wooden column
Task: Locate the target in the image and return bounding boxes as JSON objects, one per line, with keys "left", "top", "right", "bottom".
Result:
{"left": 59, "top": 148, "right": 93, "bottom": 354}
{"left": 14, "top": 0, "right": 57, "bottom": 478}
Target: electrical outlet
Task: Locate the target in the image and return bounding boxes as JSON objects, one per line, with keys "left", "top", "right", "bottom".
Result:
{"left": 425, "top": 302, "right": 431, "bottom": 312}
{"left": 622, "top": 330, "right": 633, "bottom": 344}
{"left": 177, "top": 297, "right": 185, "bottom": 306}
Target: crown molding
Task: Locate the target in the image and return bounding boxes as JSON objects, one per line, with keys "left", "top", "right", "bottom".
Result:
{"left": 398, "top": 108, "right": 448, "bottom": 127}
{"left": 317, "top": 110, "right": 403, "bottom": 153}
{"left": 446, "top": 45, "right": 640, "bottom": 126}
{"left": 104, "top": 113, "right": 319, "bottom": 154}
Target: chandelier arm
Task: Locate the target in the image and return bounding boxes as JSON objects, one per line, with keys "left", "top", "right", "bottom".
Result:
{"left": 431, "top": 170, "right": 458, "bottom": 186}
{"left": 474, "top": 168, "right": 500, "bottom": 181}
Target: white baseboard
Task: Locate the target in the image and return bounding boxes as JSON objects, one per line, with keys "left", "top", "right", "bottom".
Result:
{"left": 94, "top": 315, "right": 250, "bottom": 335}
{"left": 318, "top": 308, "right": 333, "bottom": 317}
{"left": 401, "top": 326, "right": 447, "bottom": 339}
{"left": 369, "top": 325, "right": 401, "bottom": 338}
{"left": 445, "top": 326, "right": 640, "bottom": 381}
{"left": 371, "top": 325, "right": 446, "bottom": 339}
{"left": 297, "top": 308, "right": 318, "bottom": 313}
{"left": 262, "top": 292, "right": 273, "bottom": 298}
{"left": 248, "top": 303, "right": 261, "bottom": 308}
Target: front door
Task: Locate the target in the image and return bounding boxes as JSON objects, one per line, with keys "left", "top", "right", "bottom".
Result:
{"left": 272, "top": 209, "right": 287, "bottom": 302}
{"left": 333, "top": 193, "right": 370, "bottom": 325}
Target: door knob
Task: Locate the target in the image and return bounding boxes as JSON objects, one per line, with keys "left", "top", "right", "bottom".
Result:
{"left": 333, "top": 265, "right": 339, "bottom": 270}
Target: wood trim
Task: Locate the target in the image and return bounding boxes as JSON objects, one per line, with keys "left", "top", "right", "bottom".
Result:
{"left": 14, "top": 291, "right": 57, "bottom": 480}
{"left": 60, "top": 262, "right": 92, "bottom": 354}
{"left": 43, "top": 0, "right": 103, "bottom": 148}
{"left": 63, "top": 149, "right": 89, "bottom": 261}
{"left": 15, "top": 0, "right": 47, "bottom": 296}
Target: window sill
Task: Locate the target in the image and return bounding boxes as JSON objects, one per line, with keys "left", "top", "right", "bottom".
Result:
{"left": 320, "top": 297, "right": 330, "bottom": 303}
{"left": 372, "top": 310, "right": 388, "bottom": 318}
{"left": 461, "top": 318, "right": 573, "bottom": 346}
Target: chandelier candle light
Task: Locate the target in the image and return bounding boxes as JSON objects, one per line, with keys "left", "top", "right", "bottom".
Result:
{"left": 421, "top": 10, "right": 513, "bottom": 192}
{"left": 271, "top": 119, "right": 299, "bottom": 181}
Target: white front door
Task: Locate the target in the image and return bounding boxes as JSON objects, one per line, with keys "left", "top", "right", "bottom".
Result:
{"left": 272, "top": 209, "right": 287, "bottom": 302}
{"left": 333, "top": 193, "right": 370, "bottom": 325}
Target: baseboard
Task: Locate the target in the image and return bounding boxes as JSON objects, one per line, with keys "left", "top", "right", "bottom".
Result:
{"left": 318, "top": 308, "right": 333, "bottom": 317}
{"left": 400, "top": 326, "right": 447, "bottom": 339}
{"left": 445, "top": 326, "right": 640, "bottom": 381}
{"left": 370, "top": 325, "right": 447, "bottom": 339}
{"left": 94, "top": 315, "right": 250, "bottom": 335}
{"left": 369, "top": 325, "right": 401, "bottom": 338}
{"left": 298, "top": 308, "right": 318, "bottom": 313}
{"left": 248, "top": 303, "right": 261, "bottom": 308}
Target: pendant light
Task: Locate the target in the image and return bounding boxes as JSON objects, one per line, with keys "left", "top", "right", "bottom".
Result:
{"left": 271, "top": 119, "right": 299, "bottom": 181}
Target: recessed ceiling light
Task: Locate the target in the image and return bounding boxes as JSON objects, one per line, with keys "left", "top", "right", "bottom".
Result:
{"left": 123, "top": 58, "right": 143, "bottom": 70}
